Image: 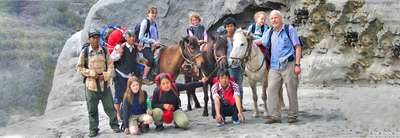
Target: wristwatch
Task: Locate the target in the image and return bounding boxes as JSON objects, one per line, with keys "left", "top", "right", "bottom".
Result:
{"left": 295, "top": 63, "right": 301, "bottom": 67}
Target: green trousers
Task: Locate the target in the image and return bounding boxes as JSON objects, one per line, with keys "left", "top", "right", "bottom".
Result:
{"left": 152, "top": 108, "right": 189, "bottom": 129}
{"left": 85, "top": 83, "right": 119, "bottom": 131}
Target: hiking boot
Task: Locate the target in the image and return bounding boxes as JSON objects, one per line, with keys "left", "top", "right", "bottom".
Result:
{"left": 155, "top": 125, "right": 164, "bottom": 132}
{"left": 112, "top": 127, "right": 122, "bottom": 133}
{"left": 88, "top": 129, "right": 99, "bottom": 137}
{"left": 264, "top": 117, "right": 281, "bottom": 124}
{"left": 288, "top": 117, "right": 298, "bottom": 123}
{"left": 139, "top": 123, "right": 150, "bottom": 133}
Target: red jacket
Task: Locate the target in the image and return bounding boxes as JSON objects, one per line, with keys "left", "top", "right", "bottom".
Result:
{"left": 212, "top": 77, "right": 237, "bottom": 106}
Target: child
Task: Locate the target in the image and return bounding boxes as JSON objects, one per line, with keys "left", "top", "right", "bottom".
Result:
{"left": 122, "top": 76, "right": 153, "bottom": 135}
{"left": 138, "top": 6, "right": 160, "bottom": 81}
{"left": 247, "top": 11, "right": 269, "bottom": 39}
{"left": 151, "top": 72, "right": 208, "bottom": 131}
{"left": 187, "top": 12, "right": 208, "bottom": 51}
{"left": 111, "top": 30, "right": 151, "bottom": 121}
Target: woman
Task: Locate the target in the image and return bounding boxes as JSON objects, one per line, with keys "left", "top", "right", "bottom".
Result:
{"left": 151, "top": 72, "right": 208, "bottom": 131}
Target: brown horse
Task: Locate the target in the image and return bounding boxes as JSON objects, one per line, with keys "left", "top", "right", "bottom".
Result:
{"left": 158, "top": 36, "right": 204, "bottom": 77}
{"left": 184, "top": 34, "right": 228, "bottom": 116}
{"left": 157, "top": 36, "right": 204, "bottom": 112}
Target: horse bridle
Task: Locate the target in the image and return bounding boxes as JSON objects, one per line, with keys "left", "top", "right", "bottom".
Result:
{"left": 212, "top": 43, "right": 227, "bottom": 68}
{"left": 229, "top": 37, "right": 265, "bottom": 72}
{"left": 180, "top": 42, "right": 202, "bottom": 72}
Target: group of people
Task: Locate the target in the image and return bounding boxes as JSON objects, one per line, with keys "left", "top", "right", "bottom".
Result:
{"left": 76, "top": 5, "right": 302, "bottom": 137}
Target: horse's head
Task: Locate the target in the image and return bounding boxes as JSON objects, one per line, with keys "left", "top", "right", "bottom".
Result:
{"left": 212, "top": 34, "right": 229, "bottom": 68}
{"left": 179, "top": 36, "right": 204, "bottom": 77}
{"left": 180, "top": 36, "right": 204, "bottom": 66}
{"left": 230, "top": 28, "right": 253, "bottom": 63}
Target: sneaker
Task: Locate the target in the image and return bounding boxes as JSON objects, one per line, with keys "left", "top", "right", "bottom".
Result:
{"left": 112, "top": 127, "right": 122, "bottom": 133}
{"left": 288, "top": 117, "right": 298, "bottom": 123}
{"left": 216, "top": 122, "right": 224, "bottom": 127}
{"left": 155, "top": 125, "right": 164, "bottom": 132}
{"left": 232, "top": 120, "right": 240, "bottom": 125}
{"left": 88, "top": 129, "right": 99, "bottom": 137}
{"left": 264, "top": 117, "right": 282, "bottom": 124}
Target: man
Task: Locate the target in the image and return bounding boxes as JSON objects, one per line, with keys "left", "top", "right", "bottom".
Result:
{"left": 212, "top": 69, "right": 245, "bottom": 126}
{"left": 223, "top": 17, "right": 245, "bottom": 109}
{"left": 110, "top": 30, "right": 141, "bottom": 122}
{"left": 255, "top": 10, "right": 302, "bottom": 124}
{"left": 76, "top": 30, "right": 121, "bottom": 137}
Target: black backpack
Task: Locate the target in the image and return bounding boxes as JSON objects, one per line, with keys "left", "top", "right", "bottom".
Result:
{"left": 265, "top": 24, "right": 304, "bottom": 50}
{"left": 134, "top": 19, "right": 155, "bottom": 41}
{"left": 186, "top": 25, "right": 206, "bottom": 40}
{"left": 81, "top": 43, "right": 108, "bottom": 83}
{"left": 250, "top": 24, "right": 267, "bottom": 35}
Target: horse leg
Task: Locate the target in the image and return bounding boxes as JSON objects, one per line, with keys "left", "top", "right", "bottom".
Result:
{"left": 249, "top": 80, "right": 260, "bottom": 117}
{"left": 262, "top": 80, "right": 269, "bottom": 117}
{"left": 202, "top": 84, "right": 209, "bottom": 116}
{"left": 192, "top": 78, "right": 201, "bottom": 108}
{"left": 184, "top": 75, "right": 193, "bottom": 111}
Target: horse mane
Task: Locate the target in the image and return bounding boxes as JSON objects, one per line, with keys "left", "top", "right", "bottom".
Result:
{"left": 234, "top": 28, "right": 254, "bottom": 46}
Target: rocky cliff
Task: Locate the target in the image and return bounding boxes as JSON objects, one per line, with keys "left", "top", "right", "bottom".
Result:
{"left": 1, "top": 0, "right": 400, "bottom": 137}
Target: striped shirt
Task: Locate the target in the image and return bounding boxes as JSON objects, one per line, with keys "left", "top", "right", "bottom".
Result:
{"left": 211, "top": 81, "right": 240, "bottom": 99}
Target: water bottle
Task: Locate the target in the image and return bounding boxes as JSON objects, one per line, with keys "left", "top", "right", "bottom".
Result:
{"left": 146, "top": 96, "right": 152, "bottom": 110}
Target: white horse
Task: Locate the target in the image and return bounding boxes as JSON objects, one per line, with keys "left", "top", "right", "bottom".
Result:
{"left": 229, "top": 28, "right": 284, "bottom": 117}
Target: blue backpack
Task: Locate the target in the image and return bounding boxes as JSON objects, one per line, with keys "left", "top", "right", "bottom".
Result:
{"left": 100, "top": 23, "right": 121, "bottom": 48}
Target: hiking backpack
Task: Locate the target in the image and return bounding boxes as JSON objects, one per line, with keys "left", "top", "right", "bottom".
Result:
{"left": 250, "top": 24, "right": 268, "bottom": 35}
{"left": 134, "top": 18, "right": 155, "bottom": 41}
{"left": 265, "top": 24, "right": 304, "bottom": 54}
{"left": 81, "top": 43, "right": 108, "bottom": 83}
{"left": 100, "top": 24, "right": 122, "bottom": 48}
{"left": 186, "top": 25, "right": 206, "bottom": 40}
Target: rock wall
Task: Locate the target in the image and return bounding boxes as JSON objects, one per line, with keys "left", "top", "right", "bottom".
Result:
{"left": 297, "top": 0, "right": 400, "bottom": 85}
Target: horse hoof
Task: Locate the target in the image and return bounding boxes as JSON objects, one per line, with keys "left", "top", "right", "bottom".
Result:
{"left": 195, "top": 105, "right": 202, "bottom": 108}
{"left": 263, "top": 113, "right": 269, "bottom": 118}
{"left": 252, "top": 112, "right": 260, "bottom": 118}
{"left": 187, "top": 106, "right": 192, "bottom": 111}
{"left": 202, "top": 112, "right": 209, "bottom": 117}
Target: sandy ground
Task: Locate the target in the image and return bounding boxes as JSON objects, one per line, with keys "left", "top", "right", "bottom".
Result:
{"left": 1, "top": 84, "right": 400, "bottom": 138}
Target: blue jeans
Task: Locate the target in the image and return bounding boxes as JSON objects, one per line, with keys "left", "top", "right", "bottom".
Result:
{"left": 219, "top": 100, "right": 239, "bottom": 122}
{"left": 229, "top": 67, "right": 243, "bottom": 105}
{"left": 113, "top": 72, "right": 127, "bottom": 104}
{"left": 142, "top": 47, "right": 154, "bottom": 68}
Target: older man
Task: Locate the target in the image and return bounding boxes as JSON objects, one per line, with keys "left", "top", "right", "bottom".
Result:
{"left": 255, "top": 10, "right": 302, "bottom": 124}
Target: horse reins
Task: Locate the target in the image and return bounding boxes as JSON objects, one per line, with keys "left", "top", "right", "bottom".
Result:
{"left": 230, "top": 37, "right": 265, "bottom": 72}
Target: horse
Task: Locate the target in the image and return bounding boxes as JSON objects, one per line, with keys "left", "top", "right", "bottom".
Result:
{"left": 229, "top": 28, "right": 284, "bottom": 117}
{"left": 185, "top": 34, "right": 229, "bottom": 116}
{"left": 158, "top": 36, "right": 204, "bottom": 76}
{"left": 157, "top": 36, "right": 205, "bottom": 111}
